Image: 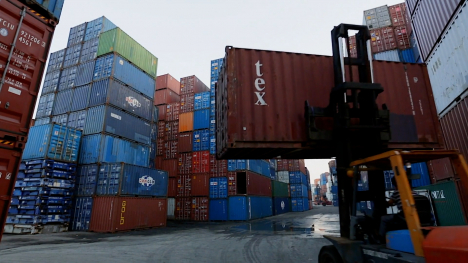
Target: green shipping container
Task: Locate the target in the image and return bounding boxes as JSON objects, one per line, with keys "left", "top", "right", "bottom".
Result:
{"left": 272, "top": 181, "right": 289, "bottom": 197}
{"left": 97, "top": 28, "right": 158, "bottom": 78}
{"left": 416, "top": 181, "right": 466, "bottom": 226}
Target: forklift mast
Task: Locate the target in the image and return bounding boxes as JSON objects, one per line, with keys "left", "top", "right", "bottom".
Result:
{"left": 306, "top": 24, "right": 391, "bottom": 238}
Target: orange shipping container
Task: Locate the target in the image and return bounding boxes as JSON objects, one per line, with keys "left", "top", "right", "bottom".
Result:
{"left": 179, "top": 112, "right": 194, "bottom": 132}
{"left": 156, "top": 74, "right": 181, "bottom": 94}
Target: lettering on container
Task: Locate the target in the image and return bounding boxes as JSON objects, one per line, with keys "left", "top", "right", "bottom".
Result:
{"left": 125, "top": 96, "right": 141, "bottom": 108}
{"left": 139, "top": 175, "right": 155, "bottom": 187}
{"left": 120, "top": 201, "right": 126, "bottom": 225}
{"left": 111, "top": 113, "right": 122, "bottom": 120}
{"left": 431, "top": 190, "right": 445, "bottom": 199}
{"left": 254, "top": 60, "right": 267, "bottom": 106}
{"left": 281, "top": 201, "right": 285, "bottom": 210}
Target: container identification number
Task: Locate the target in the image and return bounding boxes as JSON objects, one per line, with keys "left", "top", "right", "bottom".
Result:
{"left": 120, "top": 201, "right": 126, "bottom": 225}
{"left": 19, "top": 31, "right": 46, "bottom": 48}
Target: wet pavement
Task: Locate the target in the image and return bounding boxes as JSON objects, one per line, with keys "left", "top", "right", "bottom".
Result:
{"left": 0, "top": 205, "right": 339, "bottom": 263}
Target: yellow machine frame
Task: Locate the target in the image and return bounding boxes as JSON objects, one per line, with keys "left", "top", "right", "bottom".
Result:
{"left": 349, "top": 150, "right": 468, "bottom": 257}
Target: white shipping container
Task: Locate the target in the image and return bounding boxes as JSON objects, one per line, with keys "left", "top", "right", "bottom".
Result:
{"left": 276, "top": 171, "right": 289, "bottom": 184}
{"left": 374, "top": 50, "right": 401, "bottom": 62}
{"left": 426, "top": 2, "right": 468, "bottom": 116}
{"left": 167, "top": 198, "right": 175, "bottom": 219}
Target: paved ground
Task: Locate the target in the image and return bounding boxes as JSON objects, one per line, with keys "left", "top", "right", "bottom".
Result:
{"left": 0, "top": 206, "right": 339, "bottom": 263}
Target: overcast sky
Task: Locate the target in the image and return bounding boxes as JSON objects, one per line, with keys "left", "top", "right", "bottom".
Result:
{"left": 42, "top": 0, "right": 406, "bottom": 180}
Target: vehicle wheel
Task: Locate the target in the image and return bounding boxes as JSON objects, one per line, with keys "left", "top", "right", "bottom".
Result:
{"left": 319, "top": 245, "right": 343, "bottom": 263}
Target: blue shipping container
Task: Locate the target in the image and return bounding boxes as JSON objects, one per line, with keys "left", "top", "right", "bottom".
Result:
{"left": 400, "top": 49, "right": 416, "bottom": 63}
{"left": 384, "top": 162, "right": 431, "bottom": 189}
{"left": 331, "top": 185, "right": 338, "bottom": 194}
{"left": 95, "top": 163, "right": 168, "bottom": 197}
{"left": 76, "top": 164, "right": 98, "bottom": 196}
{"left": 63, "top": 43, "right": 82, "bottom": 68}
{"left": 67, "top": 22, "right": 86, "bottom": 47}
{"left": 194, "top": 92, "right": 210, "bottom": 110}
{"left": 79, "top": 134, "right": 150, "bottom": 166}
{"left": 290, "top": 184, "right": 308, "bottom": 198}
{"left": 289, "top": 171, "right": 307, "bottom": 184}
{"left": 210, "top": 98, "right": 215, "bottom": 116}
{"left": 228, "top": 159, "right": 246, "bottom": 171}
{"left": 41, "top": 70, "right": 61, "bottom": 94}
{"left": 193, "top": 109, "right": 210, "bottom": 130}
{"left": 71, "top": 197, "right": 93, "bottom": 231}
{"left": 209, "top": 177, "right": 228, "bottom": 199}
{"left": 270, "top": 167, "right": 276, "bottom": 180}
{"left": 84, "top": 105, "right": 151, "bottom": 145}
{"left": 53, "top": 89, "right": 74, "bottom": 115}
{"left": 93, "top": 54, "right": 155, "bottom": 99}
{"left": 32, "top": 0, "right": 65, "bottom": 21}
{"left": 51, "top": 114, "right": 68, "bottom": 126}
{"left": 23, "top": 124, "right": 82, "bottom": 162}
{"left": 273, "top": 197, "right": 290, "bottom": 215}
{"left": 47, "top": 49, "right": 65, "bottom": 72}
{"left": 35, "top": 93, "right": 55, "bottom": 118}
{"left": 79, "top": 37, "right": 99, "bottom": 63}
{"left": 209, "top": 116, "right": 216, "bottom": 134}
{"left": 88, "top": 78, "right": 153, "bottom": 121}
{"left": 67, "top": 110, "right": 87, "bottom": 131}
{"left": 209, "top": 199, "right": 228, "bottom": 221}
{"left": 228, "top": 196, "right": 272, "bottom": 221}
{"left": 210, "top": 135, "right": 216, "bottom": 155}
{"left": 291, "top": 198, "right": 309, "bottom": 212}
{"left": 84, "top": 16, "right": 116, "bottom": 41}
{"left": 58, "top": 66, "right": 78, "bottom": 91}
{"left": 75, "top": 60, "right": 95, "bottom": 86}
{"left": 192, "top": 129, "right": 210, "bottom": 151}
{"left": 70, "top": 84, "right": 91, "bottom": 112}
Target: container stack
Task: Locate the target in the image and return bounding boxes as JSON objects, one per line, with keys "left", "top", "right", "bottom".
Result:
{"left": 353, "top": 3, "right": 419, "bottom": 63}
{"left": 328, "top": 160, "right": 338, "bottom": 207}
{"left": 289, "top": 160, "right": 309, "bottom": 212}
{"left": 5, "top": 124, "right": 82, "bottom": 234}
{"left": 271, "top": 160, "right": 291, "bottom": 215}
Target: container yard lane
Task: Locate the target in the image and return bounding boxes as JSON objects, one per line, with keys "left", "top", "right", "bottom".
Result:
{"left": 0, "top": 205, "right": 338, "bottom": 263}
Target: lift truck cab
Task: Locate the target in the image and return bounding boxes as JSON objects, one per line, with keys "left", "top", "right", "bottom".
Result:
{"left": 319, "top": 150, "right": 468, "bottom": 263}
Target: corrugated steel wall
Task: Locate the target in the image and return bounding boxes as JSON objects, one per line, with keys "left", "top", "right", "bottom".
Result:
{"left": 439, "top": 96, "right": 468, "bottom": 159}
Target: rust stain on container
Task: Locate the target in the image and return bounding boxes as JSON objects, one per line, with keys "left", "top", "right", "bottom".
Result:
{"left": 156, "top": 74, "right": 180, "bottom": 94}
{"left": 89, "top": 197, "right": 167, "bottom": 233}
{"left": 217, "top": 47, "right": 443, "bottom": 159}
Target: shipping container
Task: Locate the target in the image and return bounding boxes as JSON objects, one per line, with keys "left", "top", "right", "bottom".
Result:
{"left": 410, "top": 32, "right": 421, "bottom": 62}
{"left": 26, "top": 0, "right": 64, "bottom": 21}
{"left": 389, "top": 3, "right": 408, "bottom": 27}
{"left": 411, "top": 0, "right": 462, "bottom": 61}
{"left": 193, "top": 129, "right": 210, "bottom": 152}
{"left": 164, "top": 121, "right": 179, "bottom": 141}
{"left": 93, "top": 54, "right": 155, "bottom": 99}
{"left": 291, "top": 198, "right": 309, "bottom": 212}
{"left": 70, "top": 84, "right": 91, "bottom": 112}
{"left": 276, "top": 160, "right": 288, "bottom": 171}
{"left": 162, "top": 159, "right": 178, "bottom": 178}
{"left": 58, "top": 65, "right": 78, "bottom": 91}
{"left": 191, "top": 197, "right": 209, "bottom": 221}
{"left": 178, "top": 132, "right": 193, "bottom": 153}
{"left": 272, "top": 181, "right": 289, "bottom": 197}
{"left": 289, "top": 171, "right": 307, "bottom": 184}
{"left": 156, "top": 74, "right": 180, "bottom": 94}
{"left": 63, "top": 43, "right": 82, "bottom": 68}
{"left": 79, "top": 134, "right": 149, "bottom": 166}
{"left": 154, "top": 88, "right": 180, "bottom": 106}
{"left": 290, "top": 184, "right": 308, "bottom": 198}
{"left": 209, "top": 199, "right": 228, "bottom": 221}
{"left": 79, "top": 37, "right": 99, "bottom": 64}
{"left": 67, "top": 22, "right": 86, "bottom": 47}
{"left": 232, "top": 171, "right": 272, "bottom": 197}
{"left": 439, "top": 97, "right": 468, "bottom": 161}
{"left": 47, "top": 49, "right": 66, "bottom": 72}
{"left": 428, "top": 157, "right": 456, "bottom": 182}
{"left": 364, "top": 6, "right": 392, "bottom": 29}
{"left": 89, "top": 197, "right": 167, "bottom": 233}
{"left": 272, "top": 197, "right": 291, "bottom": 215}
{"left": 51, "top": 114, "right": 68, "bottom": 127}
{"left": 35, "top": 93, "right": 55, "bottom": 119}
{"left": 394, "top": 25, "right": 411, "bottom": 50}
{"left": 288, "top": 160, "right": 300, "bottom": 172}
{"left": 210, "top": 156, "right": 228, "bottom": 178}
{"left": 163, "top": 140, "right": 178, "bottom": 159}
{"left": 210, "top": 177, "right": 228, "bottom": 199}
{"left": 84, "top": 105, "right": 151, "bottom": 145}
{"left": 194, "top": 92, "right": 211, "bottom": 110}
{"left": 194, "top": 109, "right": 210, "bottom": 130}
{"left": 178, "top": 153, "right": 192, "bottom": 175}
{"left": 227, "top": 172, "right": 237, "bottom": 196}
{"left": 426, "top": 2, "right": 468, "bottom": 115}
{"left": 165, "top": 102, "right": 180, "bottom": 121}
{"left": 23, "top": 124, "right": 82, "bottom": 162}
{"left": 175, "top": 197, "right": 191, "bottom": 220}
{"left": 176, "top": 175, "right": 191, "bottom": 197}
{"left": 400, "top": 49, "right": 416, "bottom": 63}
{"left": 97, "top": 28, "right": 158, "bottom": 78}
{"left": 374, "top": 50, "right": 401, "bottom": 62}
{"left": 180, "top": 93, "right": 195, "bottom": 113}
{"left": 210, "top": 98, "right": 216, "bottom": 117}
{"left": 157, "top": 105, "right": 166, "bottom": 121}
{"left": 406, "top": 0, "right": 419, "bottom": 16}
{"left": 95, "top": 163, "right": 168, "bottom": 197}
{"left": 34, "top": 117, "right": 50, "bottom": 126}
{"left": 52, "top": 89, "right": 73, "bottom": 115}
{"left": 192, "top": 151, "right": 210, "bottom": 174}
{"left": 88, "top": 78, "right": 154, "bottom": 121}
{"left": 210, "top": 135, "right": 216, "bottom": 155}
{"left": 191, "top": 174, "right": 210, "bottom": 196}
{"left": 41, "top": 70, "right": 61, "bottom": 94}
{"left": 228, "top": 196, "right": 272, "bottom": 221}
{"left": 179, "top": 113, "right": 194, "bottom": 132}
{"left": 84, "top": 16, "right": 116, "bottom": 42}
{"left": 415, "top": 181, "right": 466, "bottom": 226}
{"left": 67, "top": 110, "right": 87, "bottom": 131}
{"left": 276, "top": 171, "right": 290, "bottom": 184}
{"left": 455, "top": 179, "right": 468, "bottom": 223}
{"left": 216, "top": 47, "right": 443, "bottom": 159}
{"left": 76, "top": 164, "right": 98, "bottom": 196}
{"left": 71, "top": 197, "right": 93, "bottom": 231}
{"left": 0, "top": 0, "right": 58, "bottom": 134}
{"left": 167, "top": 198, "right": 175, "bottom": 219}
{"left": 371, "top": 27, "right": 397, "bottom": 53}
{"left": 180, "top": 75, "right": 209, "bottom": 95}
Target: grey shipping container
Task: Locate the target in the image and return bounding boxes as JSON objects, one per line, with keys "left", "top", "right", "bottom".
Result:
{"left": 63, "top": 43, "right": 82, "bottom": 68}
{"left": 88, "top": 78, "right": 153, "bottom": 121}
{"left": 84, "top": 105, "right": 151, "bottom": 145}
{"left": 35, "top": 93, "right": 55, "bottom": 118}
{"left": 67, "top": 22, "right": 86, "bottom": 47}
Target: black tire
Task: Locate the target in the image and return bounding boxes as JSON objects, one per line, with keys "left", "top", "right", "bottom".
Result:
{"left": 319, "top": 245, "right": 343, "bottom": 263}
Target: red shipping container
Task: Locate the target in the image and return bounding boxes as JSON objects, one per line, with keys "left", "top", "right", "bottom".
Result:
{"left": 165, "top": 121, "right": 179, "bottom": 141}
{"left": 158, "top": 121, "right": 165, "bottom": 138}
{"left": 227, "top": 172, "right": 237, "bottom": 196}
{"left": 370, "top": 28, "right": 385, "bottom": 53}
{"left": 276, "top": 159, "right": 288, "bottom": 171}
{"left": 178, "top": 153, "right": 192, "bottom": 175}
{"left": 231, "top": 171, "right": 272, "bottom": 197}
{"left": 299, "top": 159, "right": 307, "bottom": 175}
{"left": 349, "top": 35, "right": 357, "bottom": 58}
{"left": 89, "top": 197, "right": 167, "bottom": 233}
{"left": 191, "top": 174, "right": 210, "bottom": 196}
{"left": 0, "top": 0, "right": 56, "bottom": 136}
{"left": 154, "top": 88, "right": 180, "bottom": 106}
{"left": 165, "top": 102, "right": 180, "bottom": 121}
{"left": 218, "top": 159, "right": 228, "bottom": 177}
{"left": 164, "top": 141, "right": 178, "bottom": 160}
{"left": 178, "top": 132, "right": 193, "bottom": 153}
{"left": 210, "top": 155, "right": 218, "bottom": 176}
{"left": 428, "top": 158, "right": 456, "bottom": 183}
{"left": 180, "top": 75, "right": 209, "bottom": 95}
{"left": 180, "top": 93, "right": 195, "bottom": 113}
{"left": 156, "top": 138, "right": 164, "bottom": 156}
{"left": 156, "top": 74, "right": 181, "bottom": 94}
{"left": 168, "top": 177, "right": 177, "bottom": 197}
{"left": 288, "top": 160, "right": 300, "bottom": 172}
{"left": 380, "top": 27, "right": 397, "bottom": 51}
{"left": 175, "top": 197, "right": 191, "bottom": 220}
{"left": 192, "top": 151, "right": 210, "bottom": 173}
{"left": 162, "top": 159, "right": 178, "bottom": 177}
{"left": 394, "top": 25, "right": 411, "bottom": 50}
{"left": 389, "top": 3, "right": 408, "bottom": 27}
{"left": 209, "top": 155, "right": 228, "bottom": 177}
{"left": 177, "top": 175, "right": 191, "bottom": 197}
{"left": 456, "top": 179, "right": 468, "bottom": 223}
{"left": 191, "top": 197, "right": 209, "bottom": 222}
{"left": 157, "top": 105, "right": 166, "bottom": 121}
{"left": 155, "top": 156, "right": 163, "bottom": 169}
